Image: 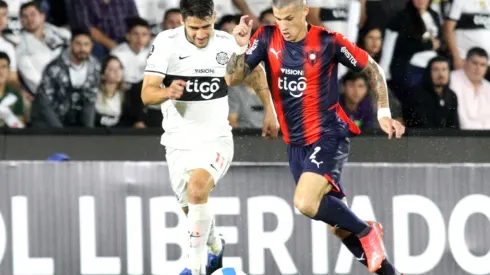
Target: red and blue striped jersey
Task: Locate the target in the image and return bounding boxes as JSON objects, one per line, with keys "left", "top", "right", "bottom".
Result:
{"left": 245, "top": 24, "right": 368, "bottom": 146}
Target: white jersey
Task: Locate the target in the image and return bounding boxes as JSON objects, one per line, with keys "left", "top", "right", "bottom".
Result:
{"left": 144, "top": 26, "right": 238, "bottom": 149}
{"left": 445, "top": 0, "right": 490, "bottom": 63}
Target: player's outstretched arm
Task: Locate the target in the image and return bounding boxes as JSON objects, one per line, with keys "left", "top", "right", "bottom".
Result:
{"left": 362, "top": 56, "right": 405, "bottom": 139}
{"left": 141, "top": 75, "right": 186, "bottom": 105}
{"left": 244, "top": 65, "right": 279, "bottom": 139}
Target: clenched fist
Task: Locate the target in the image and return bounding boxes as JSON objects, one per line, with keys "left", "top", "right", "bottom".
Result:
{"left": 165, "top": 79, "right": 187, "bottom": 99}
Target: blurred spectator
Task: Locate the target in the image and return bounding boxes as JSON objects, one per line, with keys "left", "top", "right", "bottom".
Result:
{"left": 3, "top": 0, "right": 25, "bottom": 43}
{"left": 357, "top": 25, "right": 383, "bottom": 62}
{"left": 0, "top": 1, "right": 20, "bottom": 90}
{"left": 450, "top": 47, "right": 490, "bottom": 130}
{"left": 95, "top": 55, "right": 125, "bottom": 127}
{"left": 111, "top": 17, "right": 150, "bottom": 87}
{"left": 306, "top": 0, "right": 360, "bottom": 42}
{"left": 30, "top": 30, "right": 100, "bottom": 128}
{"left": 403, "top": 56, "right": 459, "bottom": 128}
{"left": 381, "top": 0, "right": 442, "bottom": 91}
{"left": 228, "top": 79, "right": 265, "bottom": 128}
{"left": 16, "top": 1, "right": 71, "bottom": 95}
{"left": 340, "top": 71, "right": 375, "bottom": 130}
{"left": 444, "top": 0, "right": 490, "bottom": 73}
{"left": 214, "top": 0, "right": 238, "bottom": 22}
{"left": 161, "top": 8, "right": 182, "bottom": 31}
{"left": 259, "top": 8, "right": 275, "bottom": 25}
{"left": 217, "top": 15, "right": 238, "bottom": 33}
{"left": 133, "top": 0, "right": 177, "bottom": 34}
{"left": 232, "top": 0, "right": 272, "bottom": 29}
{"left": 0, "top": 52, "right": 24, "bottom": 128}
{"left": 72, "top": 0, "right": 139, "bottom": 59}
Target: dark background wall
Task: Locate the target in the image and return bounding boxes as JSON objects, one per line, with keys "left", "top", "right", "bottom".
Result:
{"left": 2, "top": 129, "right": 490, "bottom": 162}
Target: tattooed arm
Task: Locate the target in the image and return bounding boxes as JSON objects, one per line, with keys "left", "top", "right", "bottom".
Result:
{"left": 244, "top": 65, "right": 273, "bottom": 110}
{"left": 225, "top": 53, "right": 252, "bottom": 86}
{"left": 362, "top": 55, "right": 390, "bottom": 110}
{"left": 243, "top": 65, "right": 279, "bottom": 139}
{"left": 362, "top": 55, "right": 405, "bottom": 138}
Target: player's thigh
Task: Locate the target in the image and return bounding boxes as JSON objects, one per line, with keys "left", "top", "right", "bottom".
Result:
{"left": 287, "top": 144, "right": 307, "bottom": 184}
{"left": 303, "top": 136, "right": 350, "bottom": 197}
{"left": 188, "top": 137, "right": 234, "bottom": 192}
{"left": 165, "top": 147, "right": 193, "bottom": 208}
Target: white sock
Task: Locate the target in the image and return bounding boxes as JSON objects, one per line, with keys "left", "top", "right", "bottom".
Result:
{"left": 187, "top": 203, "right": 212, "bottom": 275}
{"left": 207, "top": 218, "right": 223, "bottom": 255}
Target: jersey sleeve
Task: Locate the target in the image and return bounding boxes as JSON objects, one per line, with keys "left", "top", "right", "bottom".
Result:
{"left": 333, "top": 32, "right": 369, "bottom": 72}
{"left": 444, "top": 0, "right": 463, "bottom": 21}
{"left": 245, "top": 27, "right": 268, "bottom": 71}
{"left": 144, "top": 33, "right": 171, "bottom": 77}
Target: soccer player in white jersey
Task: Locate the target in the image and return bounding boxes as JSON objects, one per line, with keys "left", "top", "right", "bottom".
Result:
{"left": 141, "top": 0, "right": 278, "bottom": 274}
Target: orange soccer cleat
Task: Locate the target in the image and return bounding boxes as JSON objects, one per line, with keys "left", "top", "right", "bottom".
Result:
{"left": 359, "top": 221, "right": 386, "bottom": 273}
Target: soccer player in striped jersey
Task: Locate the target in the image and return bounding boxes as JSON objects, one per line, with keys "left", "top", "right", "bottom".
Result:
{"left": 225, "top": 0, "right": 405, "bottom": 273}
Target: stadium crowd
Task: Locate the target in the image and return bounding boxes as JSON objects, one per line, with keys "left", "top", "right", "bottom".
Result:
{"left": 0, "top": 0, "right": 488, "bottom": 130}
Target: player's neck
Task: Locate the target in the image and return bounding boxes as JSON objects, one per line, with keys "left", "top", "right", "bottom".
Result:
{"left": 291, "top": 22, "right": 309, "bottom": 43}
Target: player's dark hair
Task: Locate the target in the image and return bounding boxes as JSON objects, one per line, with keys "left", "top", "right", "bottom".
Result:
{"left": 20, "top": 1, "right": 42, "bottom": 15}
{"left": 126, "top": 17, "right": 150, "bottom": 33}
{"left": 272, "top": 0, "right": 304, "bottom": 9}
{"left": 259, "top": 8, "right": 273, "bottom": 22}
{"left": 71, "top": 28, "right": 91, "bottom": 42}
{"left": 341, "top": 71, "right": 368, "bottom": 86}
{"left": 164, "top": 8, "right": 181, "bottom": 21}
{"left": 0, "top": 51, "right": 10, "bottom": 66}
{"left": 0, "top": 1, "right": 8, "bottom": 9}
{"left": 217, "top": 14, "right": 239, "bottom": 29}
{"left": 180, "top": 0, "right": 213, "bottom": 20}
{"left": 466, "top": 47, "right": 489, "bottom": 61}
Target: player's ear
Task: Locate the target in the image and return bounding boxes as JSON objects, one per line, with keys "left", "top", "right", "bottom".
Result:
{"left": 303, "top": 6, "right": 309, "bottom": 17}
{"left": 212, "top": 11, "right": 217, "bottom": 23}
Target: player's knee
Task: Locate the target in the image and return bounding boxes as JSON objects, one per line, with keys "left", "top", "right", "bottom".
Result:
{"left": 187, "top": 178, "right": 210, "bottom": 203}
{"left": 293, "top": 195, "right": 318, "bottom": 218}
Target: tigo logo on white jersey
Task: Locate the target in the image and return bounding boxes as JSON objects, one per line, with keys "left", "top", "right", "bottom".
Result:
{"left": 186, "top": 78, "right": 221, "bottom": 100}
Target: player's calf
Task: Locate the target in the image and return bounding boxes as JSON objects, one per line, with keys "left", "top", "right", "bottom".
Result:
{"left": 185, "top": 169, "right": 216, "bottom": 275}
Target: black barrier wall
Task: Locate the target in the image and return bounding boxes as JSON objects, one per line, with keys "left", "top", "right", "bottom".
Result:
{"left": 2, "top": 129, "right": 490, "bottom": 162}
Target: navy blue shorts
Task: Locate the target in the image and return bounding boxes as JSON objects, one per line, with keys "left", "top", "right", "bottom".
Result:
{"left": 287, "top": 136, "right": 350, "bottom": 199}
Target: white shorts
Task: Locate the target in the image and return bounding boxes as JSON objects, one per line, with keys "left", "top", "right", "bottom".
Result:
{"left": 165, "top": 136, "right": 234, "bottom": 208}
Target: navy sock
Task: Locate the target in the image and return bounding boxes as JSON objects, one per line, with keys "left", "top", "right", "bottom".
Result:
{"left": 312, "top": 195, "right": 370, "bottom": 236}
{"left": 342, "top": 233, "right": 401, "bottom": 275}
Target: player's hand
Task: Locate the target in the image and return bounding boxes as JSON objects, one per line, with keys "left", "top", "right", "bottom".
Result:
{"left": 165, "top": 80, "right": 187, "bottom": 99}
{"left": 233, "top": 15, "right": 254, "bottom": 47}
{"left": 262, "top": 109, "right": 279, "bottom": 140}
{"left": 379, "top": 117, "right": 405, "bottom": 139}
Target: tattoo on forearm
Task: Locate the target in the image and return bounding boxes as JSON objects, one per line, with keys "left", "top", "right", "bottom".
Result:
{"left": 245, "top": 68, "right": 269, "bottom": 95}
{"left": 226, "top": 53, "right": 250, "bottom": 83}
{"left": 363, "top": 59, "right": 389, "bottom": 109}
